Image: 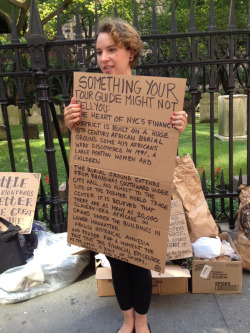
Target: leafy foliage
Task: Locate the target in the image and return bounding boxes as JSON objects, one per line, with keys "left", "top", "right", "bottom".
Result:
{"left": 0, "top": 34, "right": 9, "bottom": 44}
{"left": 3, "top": 0, "right": 250, "bottom": 39}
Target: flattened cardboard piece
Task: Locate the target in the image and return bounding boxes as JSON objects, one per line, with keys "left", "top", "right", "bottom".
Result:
{"left": 166, "top": 199, "right": 192, "bottom": 260}
{"left": 96, "top": 264, "right": 190, "bottom": 279}
{"left": 151, "top": 264, "right": 191, "bottom": 278}
{"left": 192, "top": 232, "right": 243, "bottom": 294}
{"left": 0, "top": 172, "right": 41, "bottom": 234}
{"left": 68, "top": 73, "right": 186, "bottom": 273}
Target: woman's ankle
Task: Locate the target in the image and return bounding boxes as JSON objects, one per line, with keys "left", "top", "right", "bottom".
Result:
{"left": 119, "top": 308, "right": 135, "bottom": 333}
{"left": 135, "top": 312, "right": 150, "bottom": 332}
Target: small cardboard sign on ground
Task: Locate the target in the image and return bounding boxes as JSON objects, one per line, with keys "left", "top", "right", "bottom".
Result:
{"left": 0, "top": 172, "right": 41, "bottom": 234}
{"left": 67, "top": 72, "right": 186, "bottom": 273}
{"left": 166, "top": 198, "right": 192, "bottom": 261}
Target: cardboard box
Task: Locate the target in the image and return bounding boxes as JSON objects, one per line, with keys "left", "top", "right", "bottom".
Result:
{"left": 192, "top": 232, "right": 243, "bottom": 294}
{"left": 96, "top": 267, "right": 116, "bottom": 297}
{"left": 151, "top": 265, "right": 191, "bottom": 295}
{"left": 95, "top": 264, "right": 191, "bottom": 297}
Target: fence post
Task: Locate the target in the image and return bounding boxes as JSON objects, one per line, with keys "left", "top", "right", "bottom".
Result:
{"left": 27, "top": 0, "right": 66, "bottom": 232}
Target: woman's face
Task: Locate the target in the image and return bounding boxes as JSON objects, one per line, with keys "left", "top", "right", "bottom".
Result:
{"left": 96, "top": 32, "right": 134, "bottom": 75}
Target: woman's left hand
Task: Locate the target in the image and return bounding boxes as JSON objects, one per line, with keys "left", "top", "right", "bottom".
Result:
{"left": 170, "top": 111, "right": 188, "bottom": 134}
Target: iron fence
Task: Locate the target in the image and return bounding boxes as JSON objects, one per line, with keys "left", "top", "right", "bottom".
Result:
{"left": 0, "top": 0, "right": 249, "bottom": 231}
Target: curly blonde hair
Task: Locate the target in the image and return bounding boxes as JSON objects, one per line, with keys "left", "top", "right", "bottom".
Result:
{"left": 95, "top": 18, "right": 143, "bottom": 69}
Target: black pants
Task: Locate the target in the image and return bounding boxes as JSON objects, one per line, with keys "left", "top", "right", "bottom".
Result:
{"left": 107, "top": 256, "right": 152, "bottom": 315}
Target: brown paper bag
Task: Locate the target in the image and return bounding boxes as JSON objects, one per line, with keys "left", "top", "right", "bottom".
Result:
{"left": 234, "top": 229, "right": 250, "bottom": 271}
{"left": 234, "top": 185, "right": 250, "bottom": 271}
{"left": 237, "top": 185, "right": 250, "bottom": 239}
{"left": 172, "top": 154, "right": 219, "bottom": 243}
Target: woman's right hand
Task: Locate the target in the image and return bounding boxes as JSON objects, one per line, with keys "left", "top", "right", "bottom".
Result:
{"left": 64, "top": 97, "right": 82, "bottom": 131}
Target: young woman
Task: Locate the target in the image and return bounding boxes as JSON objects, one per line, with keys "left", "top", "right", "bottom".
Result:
{"left": 64, "top": 18, "right": 187, "bottom": 333}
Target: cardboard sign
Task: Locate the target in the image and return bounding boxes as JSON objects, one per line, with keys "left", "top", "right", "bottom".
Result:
{"left": 67, "top": 72, "right": 186, "bottom": 273}
{"left": 0, "top": 172, "right": 41, "bottom": 234}
{"left": 166, "top": 199, "right": 192, "bottom": 261}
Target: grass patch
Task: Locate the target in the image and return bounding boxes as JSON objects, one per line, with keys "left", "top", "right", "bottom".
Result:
{"left": 0, "top": 125, "right": 70, "bottom": 191}
{"left": 178, "top": 120, "right": 247, "bottom": 184}
{"left": 0, "top": 121, "right": 247, "bottom": 188}
{"left": 1, "top": 121, "right": 245, "bottom": 224}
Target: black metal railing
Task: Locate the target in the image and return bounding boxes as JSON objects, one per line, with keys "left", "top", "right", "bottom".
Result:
{"left": 0, "top": 0, "right": 249, "bottom": 231}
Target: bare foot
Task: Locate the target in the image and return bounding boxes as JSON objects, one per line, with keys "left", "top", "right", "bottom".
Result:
{"left": 117, "top": 322, "right": 134, "bottom": 333}
{"left": 134, "top": 324, "right": 150, "bottom": 333}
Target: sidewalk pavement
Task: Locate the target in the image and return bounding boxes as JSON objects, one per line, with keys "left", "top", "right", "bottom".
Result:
{"left": 1, "top": 229, "right": 250, "bottom": 333}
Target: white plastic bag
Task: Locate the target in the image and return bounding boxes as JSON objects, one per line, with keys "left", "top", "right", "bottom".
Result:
{"left": 0, "top": 261, "right": 44, "bottom": 292}
{"left": 0, "top": 231, "right": 91, "bottom": 304}
{"left": 95, "top": 253, "right": 111, "bottom": 268}
{"left": 192, "top": 236, "right": 222, "bottom": 259}
{"left": 221, "top": 240, "right": 240, "bottom": 260}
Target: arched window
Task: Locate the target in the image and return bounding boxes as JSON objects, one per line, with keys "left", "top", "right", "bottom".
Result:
{"left": 0, "top": 10, "right": 11, "bottom": 33}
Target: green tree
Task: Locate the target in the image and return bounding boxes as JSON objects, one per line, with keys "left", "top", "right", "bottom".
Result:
{"left": 7, "top": 0, "right": 73, "bottom": 37}
{"left": 56, "top": 0, "right": 135, "bottom": 39}
{"left": 134, "top": 0, "right": 250, "bottom": 35}
{"left": 3, "top": 0, "right": 250, "bottom": 39}
{"left": 5, "top": 0, "right": 134, "bottom": 39}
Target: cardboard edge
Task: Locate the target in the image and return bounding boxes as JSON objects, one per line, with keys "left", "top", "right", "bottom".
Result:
{"left": 95, "top": 263, "right": 191, "bottom": 296}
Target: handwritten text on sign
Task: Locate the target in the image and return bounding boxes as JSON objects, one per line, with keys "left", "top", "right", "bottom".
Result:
{"left": 0, "top": 172, "right": 41, "bottom": 234}
{"left": 75, "top": 75, "right": 180, "bottom": 121}
{"left": 68, "top": 166, "right": 170, "bottom": 271}
{"left": 68, "top": 73, "right": 186, "bottom": 272}
{"left": 166, "top": 199, "right": 192, "bottom": 261}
